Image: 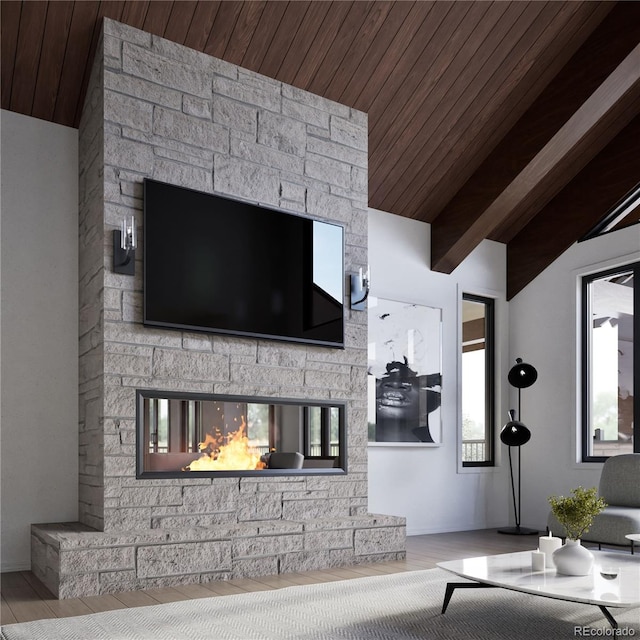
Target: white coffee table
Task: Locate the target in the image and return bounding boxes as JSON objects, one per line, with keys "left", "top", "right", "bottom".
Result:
{"left": 626, "top": 533, "right": 639, "bottom": 555}
{"left": 438, "top": 550, "right": 640, "bottom": 629}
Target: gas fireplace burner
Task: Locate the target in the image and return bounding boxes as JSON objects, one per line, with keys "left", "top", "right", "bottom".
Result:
{"left": 136, "top": 390, "right": 347, "bottom": 479}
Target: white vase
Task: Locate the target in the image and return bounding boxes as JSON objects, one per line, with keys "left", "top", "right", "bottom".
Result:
{"left": 552, "top": 539, "right": 594, "bottom": 576}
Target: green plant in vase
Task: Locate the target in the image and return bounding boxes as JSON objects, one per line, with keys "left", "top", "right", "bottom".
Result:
{"left": 548, "top": 486, "right": 607, "bottom": 540}
{"left": 547, "top": 486, "right": 607, "bottom": 576}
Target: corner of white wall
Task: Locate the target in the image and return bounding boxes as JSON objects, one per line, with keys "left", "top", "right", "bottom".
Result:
{"left": 367, "top": 208, "right": 511, "bottom": 535}
{"left": 1, "top": 110, "right": 79, "bottom": 571}
{"left": 509, "top": 228, "right": 640, "bottom": 531}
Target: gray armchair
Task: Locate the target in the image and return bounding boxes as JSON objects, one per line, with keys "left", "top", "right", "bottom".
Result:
{"left": 547, "top": 453, "right": 640, "bottom": 551}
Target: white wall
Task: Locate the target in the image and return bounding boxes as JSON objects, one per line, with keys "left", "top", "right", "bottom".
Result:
{"left": 1, "top": 110, "right": 79, "bottom": 571}
{"left": 510, "top": 226, "right": 640, "bottom": 531}
{"left": 368, "top": 209, "right": 512, "bottom": 535}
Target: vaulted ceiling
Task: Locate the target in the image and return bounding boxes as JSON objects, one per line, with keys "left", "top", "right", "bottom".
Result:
{"left": 2, "top": 1, "right": 639, "bottom": 298}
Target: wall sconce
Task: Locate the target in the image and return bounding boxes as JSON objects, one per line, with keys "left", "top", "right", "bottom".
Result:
{"left": 113, "top": 215, "right": 136, "bottom": 275}
{"left": 350, "top": 266, "right": 370, "bottom": 311}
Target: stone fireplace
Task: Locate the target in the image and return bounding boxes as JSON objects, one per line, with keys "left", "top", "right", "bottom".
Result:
{"left": 31, "top": 19, "right": 405, "bottom": 598}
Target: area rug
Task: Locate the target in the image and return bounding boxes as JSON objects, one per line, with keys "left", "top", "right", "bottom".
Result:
{"left": 2, "top": 569, "right": 638, "bottom": 640}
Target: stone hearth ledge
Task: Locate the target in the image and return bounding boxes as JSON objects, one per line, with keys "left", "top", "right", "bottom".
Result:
{"left": 31, "top": 515, "right": 406, "bottom": 598}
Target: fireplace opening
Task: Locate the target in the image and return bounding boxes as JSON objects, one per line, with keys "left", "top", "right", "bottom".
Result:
{"left": 136, "top": 390, "right": 347, "bottom": 478}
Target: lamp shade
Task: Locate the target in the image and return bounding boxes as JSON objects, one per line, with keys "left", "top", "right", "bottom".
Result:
{"left": 507, "top": 358, "right": 538, "bottom": 389}
{"left": 500, "top": 418, "right": 531, "bottom": 447}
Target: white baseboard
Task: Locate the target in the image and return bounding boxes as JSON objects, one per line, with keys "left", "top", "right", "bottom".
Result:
{"left": 406, "top": 520, "right": 512, "bottom": 536}
{"left": 1, "top": 560, "right": 31, "bottom": 573}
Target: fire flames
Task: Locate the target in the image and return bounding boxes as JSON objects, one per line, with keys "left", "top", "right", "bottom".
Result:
{"left": 185, "top": 416, "right": 266, "bottom": 471}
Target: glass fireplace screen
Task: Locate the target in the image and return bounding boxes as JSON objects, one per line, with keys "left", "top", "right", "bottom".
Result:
{"left": 136, "top": 390, "right": 347, "bottom": 478}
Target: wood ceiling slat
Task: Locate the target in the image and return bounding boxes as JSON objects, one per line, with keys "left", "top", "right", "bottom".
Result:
{"left": 239, "top": 0, "right": 289, "bottom": 73}
{"left": 435, "top": 42, "right": 640, "bottom": 276}
{"left": 374, "top": 1, "right": 528, "bottom": 213}
{"left": 258, "top": 1, "right": 311, "bottom": 79}
{"left": 355, "top": 1, "right": 452, "bottom": 137}
{"left": 31, "top": 1, "right": 75, "bottom": 121}
{"left": 183, "top": 1, "right": 220, "bottom": 52}
{"left": 72, "top": 1, "right": 127, "bottom": 127}
{"left": 121, "top": 0, "right": 150, "bottom": 30}
{"left": 53, "top": 1, "right": 100, "bottom": 127}
{"left": 380, "top": 0, "right": 563, "bottom": 218}
{"left": 337, "top": 0, "right": 416, "bottom": 108}
{"left": 142, "top": 1, "right": 173, "bottom": 37}
{"left": 222, "top": 0, "right": 266, "bottom": 66}
{"left": 1, "top": 1, "right": 22, "bottom": 110}
{"left": 348, "top": 2, "right": 436, "bottom": 112}
{"left": 367, "top": 1, "right": 480, "bottom": 186}
{"left": 417, "top": 1, "right": 606, "bottom": 226}
{"left": 428, "top": 3, "right": 621, "bottom": 259}
{"left": 491, "top": 2, "right": 635, "bottom": 243}
{"left": 322, "top": 1, "right": 396, "bottom": 104}
{"left": 162, "top": 0, "right": 198, "bottom": 45}
{"left": 292, "top": 1, "right": 354, "bottom": 89}
{"left": 9, "top": 0, "right": 48, "bottom": 116}
{"left": 272, "top": 1, "right": 330, "bottom": 86}
{"left": 306, "top": 1, "right": 377, "bottom": 99}
{"left": 203, "top": 1, "right": 243, "bottom": 60}
{"left": 507, "top": 116, "right": 640, "bottom": 299}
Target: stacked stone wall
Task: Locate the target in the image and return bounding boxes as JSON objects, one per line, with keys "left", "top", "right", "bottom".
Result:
{"left": 32, "top": 19, "right": 405, "bottom": 598}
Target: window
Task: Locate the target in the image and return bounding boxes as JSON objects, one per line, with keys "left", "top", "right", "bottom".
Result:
{"left": 461, "top": 294, "right": 495, "bottom": 466}
{"left": 582, "top": 263, "right": 638, "bottom": 461}
{"left": 303, "top": 407, "right": 341, "bottom": 457}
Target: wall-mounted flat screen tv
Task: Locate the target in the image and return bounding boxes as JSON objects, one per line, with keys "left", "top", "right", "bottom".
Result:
{"left": 143, "top": 179, "right": 345, "bottom": 348}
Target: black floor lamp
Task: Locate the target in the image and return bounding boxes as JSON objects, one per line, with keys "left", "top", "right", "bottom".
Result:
{"left": 498, "top": 358, "right": 538, "bottom": 536}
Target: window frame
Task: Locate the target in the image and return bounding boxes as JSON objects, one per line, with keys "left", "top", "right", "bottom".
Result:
{"left": 461, "top": 293, "right": 496, "bottom": 468}
{"left": 581, "top": 261, "right": 639, "bottom": 462}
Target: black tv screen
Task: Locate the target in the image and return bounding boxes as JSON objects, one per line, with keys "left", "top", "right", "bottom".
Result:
{"left": 143, "top": 179, "right": 345, "bottom": 348}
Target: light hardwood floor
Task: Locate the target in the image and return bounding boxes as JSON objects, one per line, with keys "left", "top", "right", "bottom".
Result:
{"left": 1, "top": 529, "right": 540, "bottom": 625}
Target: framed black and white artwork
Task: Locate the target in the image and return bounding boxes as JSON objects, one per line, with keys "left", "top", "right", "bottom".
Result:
{"left": 367, "top": 297, "right": 442, "bottom": 446}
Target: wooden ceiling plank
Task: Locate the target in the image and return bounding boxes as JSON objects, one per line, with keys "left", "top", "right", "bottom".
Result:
{"left": 507, "top": 116, "right": 640, "bottom": 299}
{"left": 337, "top": 0, "right": 416, "bottom": 108}
{"left": 491, "top": 3, "right": 640, "bottom": 243}
{"left": 367, "top": 1, "right": 488, "bottom": 194}
{"left": 121, "top": 0, "right": 150, "bottom": 30}
{"left": 1, "top": 1, "right": 23, "bottom": 110}
{"left": 366, "top": 2, "right": 472, "bottom": 167}
{"left": 388, "top": 2, "right": 583, "bottom": 217}
{"left": 348, "top": 2, "right": 436, "bottom": 113}
{"left": 203, "top": 1, "right": 243, "bottom": 60}
{"left": 373, "top": 1, "right": 559, "bottom": 211}
{"left": 72, "top": 1, "right": 127, "bottom": 127}
{"left": 428, "top": 2, "right": 625, "bottom": 259}
{"left": 163, "top": 0, "right": 198, "bottom": 45}
{"left": 32, "top": 1, "right": 75, "bottom": 121}
{"left": 380, "top": 1, "right": 530, "bottom": 213}
{"left": 437, "top": 42, "right": 640, "bottom": 276}
{"left": 183, "top": 1, "right": 220, "bottom": 52}
{"left": 222, "top": 0, "right": 267, "bottom": 67}
{"left": 419, "top": 1, "right": 611, "bottom": 228}
{"left": 142, "top": 1, "right": 174, "bottom": 38}
{"left": 53, "top": 1, "right": 100, "bottom": 127}
{"left": 240, "top": 0, "right": 289, "bottom": 74}
{"left": 9, "top": 0, "right": 48, "bottom": 116}
{"left": 370, "top": 1, "right": 520, "bottom": 209}
{"left": 292, "top": 1, "right": 354, "bottom": 89}
{"left": 389, "top": 1, "right": 584, "bottom": 220}
{"left": 316, "top": 0, "right": 396, "bottom": 102}
{"left": 306, "top": 0, "right": 376, "bottom": 97}
{"left": 258, "top": 1, "right": 311, "bottom": 79}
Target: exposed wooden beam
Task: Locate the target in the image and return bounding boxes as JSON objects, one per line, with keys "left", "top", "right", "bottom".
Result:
{"left": 430, "top": 3, "right": 639, "bottom": 274}
{"left": 507, "top": 116, "right": 640, "bottom": 300}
